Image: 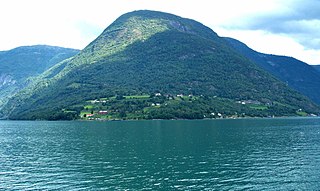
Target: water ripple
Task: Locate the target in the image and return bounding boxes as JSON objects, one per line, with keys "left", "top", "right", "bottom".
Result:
{"left": 0, "top": 119, "right": 320, "bottom": 190}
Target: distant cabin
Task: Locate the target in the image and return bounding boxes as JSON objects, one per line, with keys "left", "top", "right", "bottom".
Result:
{"left": 98, "top": 111, "right": 108, "bottom": 115}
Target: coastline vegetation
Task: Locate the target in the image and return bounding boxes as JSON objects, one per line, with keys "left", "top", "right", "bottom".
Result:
{"left": 53, "top": 93, "right": 316, "bottom": 121}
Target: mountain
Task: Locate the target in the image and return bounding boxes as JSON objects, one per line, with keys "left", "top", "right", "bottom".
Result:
{"left": 0, "top": 45, "right": 79, "bottom": 106}
{"left": 1, "top": 10, "right": 319, "bottom": 120}
{"left": 313, "top": 65, "right": 320, "bottom": 73}
{"left": 226, "top": 38, "right": 320, "bottom": 104}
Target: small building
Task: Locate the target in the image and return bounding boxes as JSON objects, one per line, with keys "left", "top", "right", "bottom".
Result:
{"left": 98, "top": 111, "right": 108, "bottom": 115}
{"left": 91, "top": 100, "right": 99, "bottom": 104}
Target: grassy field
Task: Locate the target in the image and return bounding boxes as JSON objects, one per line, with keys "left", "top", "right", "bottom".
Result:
{"left": 249, "top": 104, "right": 268, "bottom": 110}
{"left": 296, "top": 111, "right": 308, "bottom": 116}
{"left": 124, "top": 95, "right": 150, "bottom": 99}
{"left": 70, "top": 93, "right": 307, "bottom": 120}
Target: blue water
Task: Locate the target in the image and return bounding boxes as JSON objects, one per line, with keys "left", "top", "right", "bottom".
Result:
{"left": 0, "top": 118, "right": 320, "bottom": 190}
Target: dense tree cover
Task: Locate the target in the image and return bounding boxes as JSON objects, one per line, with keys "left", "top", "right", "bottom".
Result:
{"left": 0, "top": 46, "right": 79, "bottom": 109}
{"left": 0, "top": 45, "right": 79, "bottom": 78}
{"left": 8, "top": 94, "right": 307, "bottom": 120}
{"left": 1, "top": 10, "right": 319, "bottom": 120}
{"left": 226, "top": 38, "right": 320, "bottom": 104}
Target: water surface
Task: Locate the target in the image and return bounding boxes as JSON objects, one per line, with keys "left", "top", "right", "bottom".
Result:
{"left": 0, "top": 118, "right": 320, "bottom": 190}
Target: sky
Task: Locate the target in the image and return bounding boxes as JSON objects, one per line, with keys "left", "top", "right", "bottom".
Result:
{"left": 0, "top": 0, "right": 319, "bottom": 65}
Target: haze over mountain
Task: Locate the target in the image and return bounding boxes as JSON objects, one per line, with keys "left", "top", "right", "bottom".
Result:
{"left": 1, "top": 10, "right": 318, "bottom": 120}
{"left": 0, "top": 45, "right": 79, "bottom": 107}
{"left": 226, "top": 38, "right": 320, "bottom": 104}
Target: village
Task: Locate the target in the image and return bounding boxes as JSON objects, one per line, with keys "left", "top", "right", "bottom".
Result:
{"left": 80, "top": 93, "right": 199, "bottom": 120}
{"left": 74, "top": 92, "right": 311, "bottom": 120}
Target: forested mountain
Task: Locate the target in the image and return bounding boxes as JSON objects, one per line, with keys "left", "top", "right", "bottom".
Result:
{"left": 1, "top": 10, "right": 319, "bottom": 120}
{"left": 0, "top": 45, "right": 79, "bottom": 107}
{"left": 226, "top": 38, "right": 320, "bottom": 104}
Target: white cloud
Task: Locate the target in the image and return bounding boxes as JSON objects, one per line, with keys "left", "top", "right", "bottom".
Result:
{"left": 217, "top": 28, "right": 320, "bottom": 65}
{"left": 0, "top": 0, "right": 318, "bottom": 64}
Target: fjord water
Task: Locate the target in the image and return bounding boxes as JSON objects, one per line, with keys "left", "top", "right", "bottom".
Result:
{"left": 1, "top": 118, "right": 320, "bottom": 190}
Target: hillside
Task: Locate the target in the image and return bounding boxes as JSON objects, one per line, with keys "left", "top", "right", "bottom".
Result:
{"left": 1, "top": 10, "right": 319, "bottom": 120}
{"left": 226, "top": 38, "right": 320, "bottom": 104}
{"left": 0, "top": 45, "right": 79, "bottom": 107}
{"left": 313, "top": 65, "right": 320, "bottom": 73}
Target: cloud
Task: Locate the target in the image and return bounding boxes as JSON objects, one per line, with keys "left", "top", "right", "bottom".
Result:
{"left": 224, "top": 0, "right": 320, "bottom": 50}
{"left": 0, "top": 0, "right": 318, "bottom": 64}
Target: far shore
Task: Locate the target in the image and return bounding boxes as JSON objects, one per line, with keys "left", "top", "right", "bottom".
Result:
{"left": 1, "top": 115, "right": 319, "bottom": 122}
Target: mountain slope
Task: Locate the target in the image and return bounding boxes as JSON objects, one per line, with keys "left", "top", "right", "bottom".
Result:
{"left": 0, "top": 45, "right": 79, "bottom": 106}
{"left": 226, "top": 38, "right": 320, "bottom": 104}
{"left": 313, "top": 65, "right": 320, "bottom": 73}
{"left": 1, "top": 10, "right": 319, "bottom": 120}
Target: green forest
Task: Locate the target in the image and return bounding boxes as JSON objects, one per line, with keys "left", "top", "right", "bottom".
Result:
{"left": 37, "top": 93, "right": 311, "bottom": 121}
{"left": 1, "top": 10, "right": 319, "bottom": 120}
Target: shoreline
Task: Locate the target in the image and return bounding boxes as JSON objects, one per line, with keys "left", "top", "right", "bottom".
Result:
{"left": 1, "top": 115, "right": 319, "bottom": 122}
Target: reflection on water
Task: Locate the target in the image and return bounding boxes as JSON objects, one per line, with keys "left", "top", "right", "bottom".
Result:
{"left": 0, "top": 118, "right": 320, "bottom": 190}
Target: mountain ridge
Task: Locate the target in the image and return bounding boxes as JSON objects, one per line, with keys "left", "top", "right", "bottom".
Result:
{"left": 1, "top": 10, "right": 319, "bottom": 120}
{"left": 0, "top": 45, "right": 79, "bottom": 109}
{"left": 225, "top": 37, "right": 320, "bottom": 104}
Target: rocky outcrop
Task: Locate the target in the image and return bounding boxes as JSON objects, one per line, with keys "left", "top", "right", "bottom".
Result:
{"left": 0, "top": 73, "right": 16, "bottom": 88}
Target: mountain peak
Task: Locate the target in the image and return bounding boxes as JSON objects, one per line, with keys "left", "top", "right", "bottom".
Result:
{"left": 2, "top": 10, "right": 319, "bottom": 120}
{"left": 81, "top": 10, "right": 218, "bottom": 61}
{"left": 120, "top": 10, "right": 218, "bottom": 38}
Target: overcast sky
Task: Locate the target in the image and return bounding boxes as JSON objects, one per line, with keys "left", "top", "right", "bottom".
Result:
{"left": 0, "top": 0, "right": 319, "bottom": 65}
